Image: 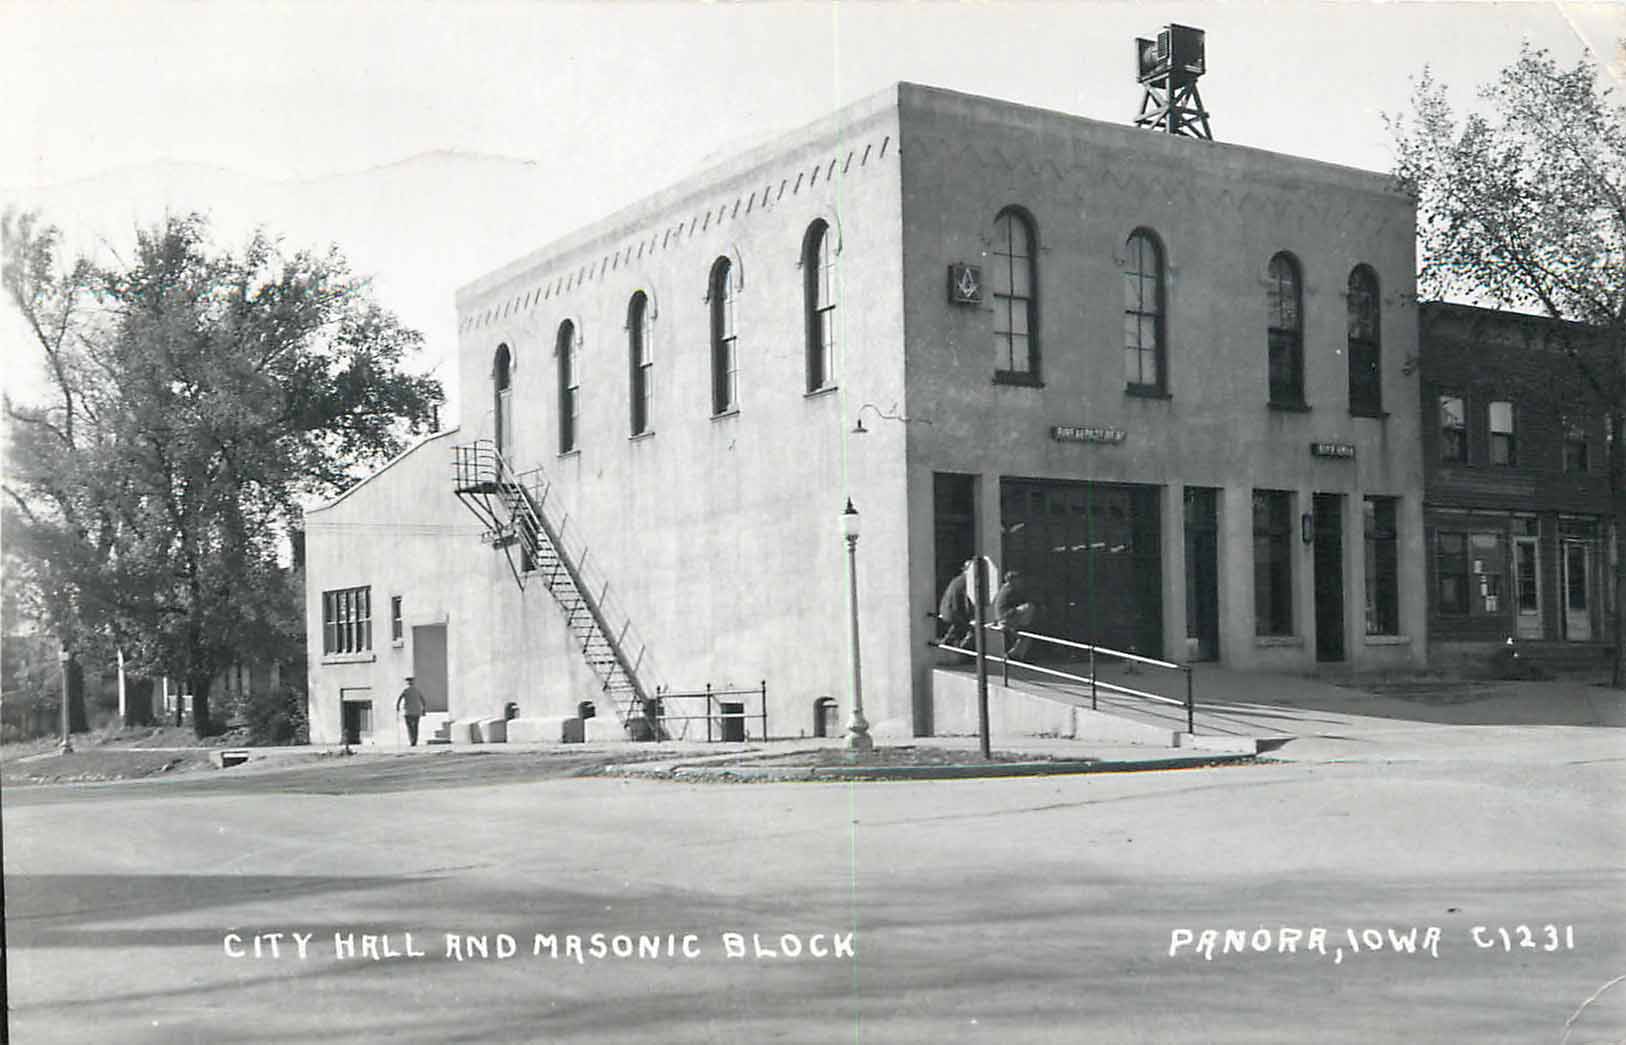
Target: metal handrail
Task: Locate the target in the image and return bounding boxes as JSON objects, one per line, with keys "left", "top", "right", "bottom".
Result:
{"left": 951, "top": 621, "right": 1197, "bottom": 733}
{"left": 939, "top": 642, "right": 1188, "bottom": 709}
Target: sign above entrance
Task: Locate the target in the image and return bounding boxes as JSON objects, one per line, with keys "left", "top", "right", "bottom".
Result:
{"left": 1310, "top": 441, "right": 1356, "bottom": 459}
{"left": 1052, "top": 425, "right": 1127, "bottom": 444}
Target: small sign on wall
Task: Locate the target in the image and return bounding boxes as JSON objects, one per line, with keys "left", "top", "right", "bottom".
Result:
{"left": 1052, "top": 425, "right": 1127, "bottom": 444}
{"left": 947, "top": 263, "right": 983, "bottom": 305}
{"left": 1311, "top": 441, "right": 1356, "bottom": 459}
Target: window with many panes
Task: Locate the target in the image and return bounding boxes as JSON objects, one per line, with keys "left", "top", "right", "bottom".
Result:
{"left": 991, "top": 207, "right": 1039, "bottom": 382}
{"left": 1266, "top": 253, "right": 1304, "bottom": 406}
{"left": 709, "top": 257, "right": 737, "bottom": 414}
{"left": 803, "top": 220, "right": 836, "bottom": 392}
{"left": 1122, "top": 229, "right": 1166, "bottom": 394}
{"left": 1253, "top": 490, "right": 1294, "bottom": 636}
{"left": 1489, "top": 400, "right": 1516, "bottom": 466}
{"left": 1347, "top": 265, "right": 1382, "bottom": 415}
{"left": 557, "top": 320, "right": 578, "bottom": 453}
{"left": 390, "top": 595, "right": 403, "bottom": 643}
{"left": 1437, "top": 530, "right": 1505, "bottom": 615}
{"left": 322, "top": 586, "right": 372, "bottom": 655}
{"left": 1439, "top": 395, "right": 1467, "bottom": 463}
{"left": 628, "top": 291, "right": 653, "bottom": 436}
{"left": 1364, "top": 497, "right": 1399, "bottom": 635}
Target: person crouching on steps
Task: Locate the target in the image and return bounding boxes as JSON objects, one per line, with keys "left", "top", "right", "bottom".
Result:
{"left": 396, "top": 676, "right": 426, "bottom": 747}
{"left": 994, "top": 570, "right": 1038, "bottom": 661}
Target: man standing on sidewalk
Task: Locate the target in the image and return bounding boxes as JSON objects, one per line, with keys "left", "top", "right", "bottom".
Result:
{"left": 396, "top": 675, "right": 426, "bottom": 747}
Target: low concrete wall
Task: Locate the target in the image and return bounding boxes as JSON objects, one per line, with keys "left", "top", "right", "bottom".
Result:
{"left": 931, "top": 669, "right": 1176, "bottom": 745}
{"left": 508, "top": 716, "right": 584, "bottom": 744}
{"left": 477, "top": 718, "right": 508, "bottom": 743}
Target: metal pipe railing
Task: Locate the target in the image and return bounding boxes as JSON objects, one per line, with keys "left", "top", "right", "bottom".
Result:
{"left": 942, "top": 622, "right": 1199, "bottom": 733}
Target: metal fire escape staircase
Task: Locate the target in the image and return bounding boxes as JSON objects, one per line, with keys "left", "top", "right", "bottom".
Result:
{"left": 452, "top": 439, "right": 659, "bottom": 736}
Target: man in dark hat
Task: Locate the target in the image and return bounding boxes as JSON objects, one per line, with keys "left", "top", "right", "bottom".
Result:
{"left": 396, "top": 675, "right": 426, "bottom": 747}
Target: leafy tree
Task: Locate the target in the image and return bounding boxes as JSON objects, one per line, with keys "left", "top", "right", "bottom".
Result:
{"left": 1390, "top": 44, "right": 1626, "bottom": 680}
{"left": 3, "top": 210, "right": 443, "bottom": 735}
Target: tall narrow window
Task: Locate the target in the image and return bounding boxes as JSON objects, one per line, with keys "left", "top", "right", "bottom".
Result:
{"left": 1439, "top": 395, "right": 1467, "bottom": 463}
{"left": 1347, "top": 265, "right": 1382, "bottom": 415}
{"left": 1122, "top": 230, "right": 1166, "bottom": 394}
{"left": 991, "top": 207, "right": 1039, "bottom": 381}
{"left": 1364, "top": 498, "right": 1399, "bottom": 635}
{"left": 493, "top": 344, "right": 513, "bottom": 460}
{"left": 1489, "top": 400, "right": 1516, "bottom": 465}
{"left": 803, "top": 220, "right": 836, "bottom": 392}
{"left": 1253, "top": 490, "right": 1294, "bottom": 636}
{"left": 710, "top": 257, "right": 737, "bottom": 414}
{"left": 1266, "top": 253, "right": 1304, "bottom": 406}
{"left": 1564, "top": 417, "right": 1590, "bottom": 473}
{"left": 557, "top": 320, "right": 578, "bottom": 453}
{"left": 390, "top": 595, "right": 404, "bottom": 643}
{"left": 628, "top": 291, "right": 653, "bottom": 436}
{"left": 1436, "top": 532, "right": 1469, "bottom": 614}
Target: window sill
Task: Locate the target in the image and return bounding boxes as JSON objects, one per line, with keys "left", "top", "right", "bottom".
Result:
{"left": 391, "top": 639, "right": 404, "bottom": 649}
{"left": 1364, "top": 634, "right": 1412, "bottom": 646}
{"left": 1125, "top": 385, "right": 1171, "bottom": 400}
{"left": 1253, "top": 635, "right": 1303, "bottom": 648}
{"left": 1350, "top": 407, "right": 1389, "bottom": 420}
{"left": 993, "top": 372, "right": 1044, "bottom": 388}
{"left": 1267, "top": 400, "right": 1311, "bottom": 413}
{"left": 557, "top": 448, "right": 581, "bottom": 459}
{"left": 804, "top": 385, "right": 839, "bottom": 400}
{"left": 711, "top": 408, "right": 740, "bottom": 422}
{"left": 322, "top": 653, "right": 377, "bottom": 665}
{"left": 629, "top": 430, "right": 655, "bottom": 442}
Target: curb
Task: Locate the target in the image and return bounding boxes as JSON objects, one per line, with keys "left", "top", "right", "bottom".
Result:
{"left": 614, "top": 752, "right": 1256, "bottom": 782}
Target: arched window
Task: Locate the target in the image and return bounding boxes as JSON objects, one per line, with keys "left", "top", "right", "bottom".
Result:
{"left": 556, "top": 321, "right": 578, "bottom": 453}
{"left": 628, "top": 291, "right": 653, "bottom": 436}
{"left": 991, "top": 207, "right": 1039, "bottom": 381}
{"left": 709, "top": 257, "right": 737, "bottom": 414}
{"left": 1266, "top": 253, "right": 1304, "bottom": 406}
{"left": 1123, "top": 230, "right": 1166, "bottom": 394}
{"left": 493, "top": 344, "right": 513, "bottom": 461}
{"left": 803, "top": 220, "right": 836, "bottom": 392}
{"left": 1347, "top": 265, "right": 1382, "bottom": 415}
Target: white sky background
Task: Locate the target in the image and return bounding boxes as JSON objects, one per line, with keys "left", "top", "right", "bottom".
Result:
{"left": 2, "top": 0, "right": 1622, "bottom": 425}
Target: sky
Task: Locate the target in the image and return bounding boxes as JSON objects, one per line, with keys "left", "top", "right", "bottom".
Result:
{"left": 2, "top": 0, "right": 1622, "bottom": 422}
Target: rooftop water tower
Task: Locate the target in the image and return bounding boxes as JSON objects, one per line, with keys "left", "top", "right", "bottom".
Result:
{"left": 1133, "top": 24, "right": 1213, "bottom": 140}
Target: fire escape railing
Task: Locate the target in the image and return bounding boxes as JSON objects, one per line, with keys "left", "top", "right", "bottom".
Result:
{"left": 452, "top": 439, "right": 661, "bottom": 735}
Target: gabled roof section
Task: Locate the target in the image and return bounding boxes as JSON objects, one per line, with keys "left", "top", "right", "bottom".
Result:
{"left": 306, "top": 426, "right": 461, "bottom": 515}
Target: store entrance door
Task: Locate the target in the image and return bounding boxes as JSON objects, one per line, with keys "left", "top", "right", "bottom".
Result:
{"left": 1313, "top": 494, "right": 1345, "bottom": 662}
{"left": 1562, "top": 539, "right": 1593, "bottom": 640}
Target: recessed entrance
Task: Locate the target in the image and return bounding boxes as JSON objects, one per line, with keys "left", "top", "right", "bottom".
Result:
{"left": 999, "top": 478, "right": 1162, "bottom": 658}
{"left": 1184, "top": 487, "right": 1220, "bottom": 661}
{"left": 1313, "top": 493, "right": 1346, "bottom": 662}
{"left": 1562, "top": 538, "right": 1593, "bottom": 641}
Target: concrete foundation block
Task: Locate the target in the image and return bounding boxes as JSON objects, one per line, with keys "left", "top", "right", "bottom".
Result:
{"left": 506, "top": 716, "right": 584, "bottom": 744}
{"left": 447, "top": 719, "right": 481, "bottom": 744}
{"left": 477, "top": 717, "right": 508, "bottom": 743}
{"left": 869, "top": 717, "right": 914, "bottom": 741}
{"left": 582, "top": 716, "right": 626, "bottom": 744}
{"left": 1176, "top": 733, "right": 1259, "bottom": 754}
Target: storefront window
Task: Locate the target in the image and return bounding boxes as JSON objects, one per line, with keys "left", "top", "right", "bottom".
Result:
{"left": 1364, "top": 498, "right": 1399, "bottom": 635}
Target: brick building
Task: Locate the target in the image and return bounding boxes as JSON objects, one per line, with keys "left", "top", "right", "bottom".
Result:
{"left": 1419, "top": 302, "right": 1619, "bottom": 667}
{"left": 305, "top": 83, "right": 1427, "bottom": 745}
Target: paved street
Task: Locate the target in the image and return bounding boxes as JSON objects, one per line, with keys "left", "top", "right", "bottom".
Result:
{"left": 5, "top": 712, "right": 1625, "bottom": 1044}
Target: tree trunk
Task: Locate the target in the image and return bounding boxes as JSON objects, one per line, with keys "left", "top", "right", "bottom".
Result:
{"left": 66, "top": 655, "right": 89, "bottom": 733}
{"left": 125, "top": 678, "right": 154, "bottom": 727}
{"left": 189, "top": 673, "right": 214, "bottom": 738}
{"left": 1614, "top": 408, "right": 1625, "bottom": 688}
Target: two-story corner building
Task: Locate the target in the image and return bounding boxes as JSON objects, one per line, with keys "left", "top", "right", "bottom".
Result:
{"left": 306, "top": 82, "right": 1427, "bottom": 746}
{"left": 1418, "top": 302, "right": 1619, "bottom": 669}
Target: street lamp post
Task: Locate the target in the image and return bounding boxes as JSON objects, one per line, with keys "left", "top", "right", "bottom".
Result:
{"left": 840, "top": 499, "right": 873, "bottom": 752}
{"left": 57, "top": 643, "right": 73, "bottom": 755}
